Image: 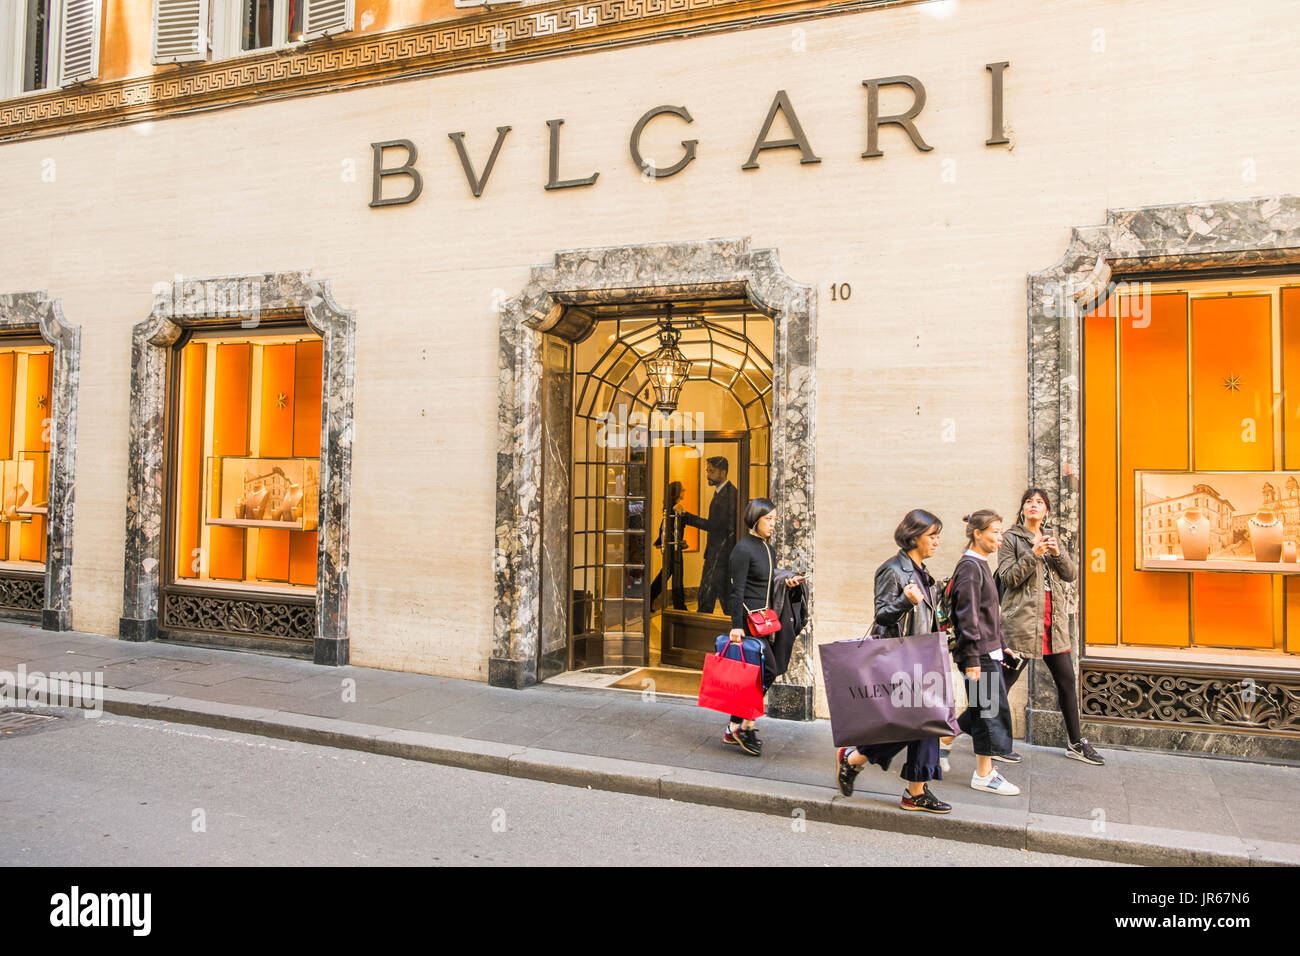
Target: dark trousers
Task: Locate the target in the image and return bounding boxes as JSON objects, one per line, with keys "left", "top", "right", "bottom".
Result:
{"left": 649, "top": 555, "right": 686, "bottom": 611}
{"left": 857, "top": 736, "right": 941, "bottom": 783}
{"left": 696, "top": 559, "right": 730, "bottom": 616}
{"left": 956, "top": 652, "right": 1024, "bottom": 737}
{"left": 729, "top": 637, "right": 776, "bottom": 725}
{"left": 959, "top": 654, "right": 1014, "bottom": 757}
{"left": 1044, "top": 650, "right": 1083, "bottom": 744}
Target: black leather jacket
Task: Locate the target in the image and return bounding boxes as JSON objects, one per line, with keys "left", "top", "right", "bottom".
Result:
{"left": 872, "top": 550, "right": 937, "bottom": 637}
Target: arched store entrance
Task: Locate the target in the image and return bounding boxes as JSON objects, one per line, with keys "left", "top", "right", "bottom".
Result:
{"left": 568, "top": 306, "right": 774, "bottom": 678}
{"left": 492, "top": 238, "right": 817, "bottom": 720}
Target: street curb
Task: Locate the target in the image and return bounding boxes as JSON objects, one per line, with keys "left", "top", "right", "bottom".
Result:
{"left": 82, "top": 686, "right": 1298, "bottom": 867}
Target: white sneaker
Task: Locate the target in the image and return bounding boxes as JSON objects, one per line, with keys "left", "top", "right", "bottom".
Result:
{"left": 970, "top": 769, "right": 1020, "bottom": 796}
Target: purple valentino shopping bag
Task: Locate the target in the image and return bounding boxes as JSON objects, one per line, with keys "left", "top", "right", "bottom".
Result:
{"left": 818, "top": 632, "right": 959, "bottom": 748}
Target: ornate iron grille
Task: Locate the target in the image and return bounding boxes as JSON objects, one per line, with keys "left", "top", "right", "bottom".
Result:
{"left": 1081, "top": 664, "right": 1300, "bottom": 736}
{"left": 0, "top": 574, "right": 44, "bottom": 611}
{"left": 162, "top": 591, "right": 315, "bottom": 643}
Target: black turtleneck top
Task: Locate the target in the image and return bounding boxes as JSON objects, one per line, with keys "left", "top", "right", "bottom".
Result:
{"left": 728, "top": 533, "right": 776, "bottom": 631}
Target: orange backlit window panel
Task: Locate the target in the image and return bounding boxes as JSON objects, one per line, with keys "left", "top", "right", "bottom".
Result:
{"left": 0, "top": 345, "right": 55, "bottom": 569}
{"left": 1084, "top": 282, "right": 1300, "bottom": 663}
{"left": 171, "top": 332, "right": 322, "bottom": 594}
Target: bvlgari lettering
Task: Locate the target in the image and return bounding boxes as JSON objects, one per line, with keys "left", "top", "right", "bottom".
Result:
{"left": 368, "top": 63, "right": 1010, "bottom": 207}
{"left": 741, "top": 89, "right": 822, "bottom": 169}
{"left": 448, "top": 126, "right": 512, "bottom": 198}
{"left": 369, "top": 139, "right": 423, "bottom": 207}
{"left": 629, "top": 105, "right": 698, "bottom": 179}
{"left": 546, "top": 118, "right": 600, "bottom": 190}
{"left": 860, "top": 75, "right": 931, "bottom": 158}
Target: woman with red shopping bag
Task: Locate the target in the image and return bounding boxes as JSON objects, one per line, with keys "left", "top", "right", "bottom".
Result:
{"left": 720, "top": 498, "right": 805, "bottom": 756}
{"left": 834, "top": 509, "right": 953, "bottom": 813}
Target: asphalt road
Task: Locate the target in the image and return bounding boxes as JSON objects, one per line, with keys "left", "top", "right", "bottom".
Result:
{"left": 0, "top": 712, "right": 1121, "bottom": 866}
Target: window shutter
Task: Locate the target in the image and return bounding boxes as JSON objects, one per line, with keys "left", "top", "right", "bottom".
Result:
{"left": 303, "top": 0, "right": 354, "bottom": 40}
{"left": 152, "top": 0, "right": 209, "bottom": 65}
{"left": 57, "top": 0, "right": 101, "bottom": 86}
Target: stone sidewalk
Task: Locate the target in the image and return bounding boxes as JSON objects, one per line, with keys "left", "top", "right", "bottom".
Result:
{"left": 2, "top": 622, "right": 1297, "bottom": 865}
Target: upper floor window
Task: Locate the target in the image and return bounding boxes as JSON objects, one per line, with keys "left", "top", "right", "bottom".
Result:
{"left": 1, "top": 0, "right": 100, "bottom": 98}
{"left": 20, "top": 0, "right": 50, "bottom": 91}
{"left": 153, "top": 0, "right": 350, "bottom": 65}
{"left": 240, "top": 0, "right": 303, "bottom": 51}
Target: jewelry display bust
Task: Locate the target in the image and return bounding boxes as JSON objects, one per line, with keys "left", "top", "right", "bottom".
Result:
{"left": 1249, "top": 509, "right": 1284, "bottom": 563}
{"left": 1177, "top": 508, "right": 1210, "bottom": 561}
{"left": 1285, "top": 541, "right": 1298, "bottom": 563}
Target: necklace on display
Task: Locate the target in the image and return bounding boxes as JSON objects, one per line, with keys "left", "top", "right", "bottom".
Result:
{"left": 1251, "top": 516, "right": 1279, "bottom": 528}
{"left": 1182, "top": 522, "right": 1203, "bottom": 534}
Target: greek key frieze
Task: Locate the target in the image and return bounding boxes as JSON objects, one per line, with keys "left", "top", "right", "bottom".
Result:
{"left": 0, "top": 0, "right": 844, "bottom": 142}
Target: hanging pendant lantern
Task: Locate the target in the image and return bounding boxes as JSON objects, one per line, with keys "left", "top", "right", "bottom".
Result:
{"left": 646, "top": 305, "right": 691, "bottom": 416}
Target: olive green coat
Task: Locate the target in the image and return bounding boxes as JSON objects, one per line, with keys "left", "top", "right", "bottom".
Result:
{"left": 996, "top": 524, "right": 1077, "bottom": 658}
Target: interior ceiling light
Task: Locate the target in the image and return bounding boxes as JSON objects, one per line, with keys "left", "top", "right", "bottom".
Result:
{"left": 645, "top": 304, "right": 692, "bottom": 416}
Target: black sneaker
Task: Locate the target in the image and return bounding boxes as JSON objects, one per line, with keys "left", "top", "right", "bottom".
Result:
{"left": 1065, "top": 739, "right": 1105, "bottom": 765}
{"left": 836, "top": 747, "right": 861, "bottom": 796}
{"left": 735, "top": 727, "right": 762, "bottom": 757}
{"left": 992, "top": 751, "right": 1022, "bottom": 764}
{"left": 901, "top": 783, "right": 952, "bottom": 814}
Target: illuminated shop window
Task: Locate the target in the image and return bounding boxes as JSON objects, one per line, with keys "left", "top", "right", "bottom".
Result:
{"left": 0, "top": 343, "right": 53, "bottom": 569}
{"left": 171, "top": 331, "right": 322, "bottom": 593}
{"left": 1083, "top": 279, "right": 1300, "bottom": 666}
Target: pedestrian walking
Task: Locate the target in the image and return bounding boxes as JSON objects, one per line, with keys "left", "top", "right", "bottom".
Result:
{"left": 996, "top": 489, "right": 1104, "bottom": 765}
{"left": 650, "top": 480, "right": 688, "bottom": 611}
{"left": 678, "top": 456, "right": 738, "bottom": 615}
{"left": 950, "top": 509, "right": 1021, "bottom": 796}
{"left": 723, "top": 497, "right": 805, "bottom": 756}
{"left": 835, "top": 509, "right": 952, "bottom": 813}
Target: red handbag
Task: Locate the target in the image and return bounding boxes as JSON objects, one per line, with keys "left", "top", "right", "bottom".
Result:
{"left": 698, "top": 650, "right": 765, "bottom": 719}
{"left": 744, "top": 541, "right": 781, "bottom": 637}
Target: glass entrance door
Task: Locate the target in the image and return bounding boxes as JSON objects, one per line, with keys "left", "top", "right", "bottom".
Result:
{"left": 654, "top": 432, "right": 750, "bottom": 667}
{"left": 570, "top": 404, "right": 650, "bottom": 670}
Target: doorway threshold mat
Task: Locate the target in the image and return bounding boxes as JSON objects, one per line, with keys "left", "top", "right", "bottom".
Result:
{"left": 545, "top": 668, "right": 636, "bottom": 690}
{"left": 609, "top": 667, "right": 702, "bottom": 698}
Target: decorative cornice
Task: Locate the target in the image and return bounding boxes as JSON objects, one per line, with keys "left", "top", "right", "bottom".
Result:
{"left": 0, "top": 0, "right": 920, "bottom": 144}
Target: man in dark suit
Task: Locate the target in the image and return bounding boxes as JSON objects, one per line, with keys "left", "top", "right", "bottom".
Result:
{"left": 679, "top": 456, "right": 738, "bottom": 615}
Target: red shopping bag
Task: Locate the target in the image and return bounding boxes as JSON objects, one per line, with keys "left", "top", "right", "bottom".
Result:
{"left": 698, "top": 651, "right": 765, "bottom": 720}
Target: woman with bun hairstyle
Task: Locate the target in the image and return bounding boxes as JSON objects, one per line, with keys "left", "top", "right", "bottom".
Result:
{"left": 949, "top": 509, "right": 1020, "bottom": 796}
{"left": 996, "top": 488, "right": 1104, "bottom": 765}
{"left": 835, "top": 509, "right": 952, "bottom": 813}
{"left": 723, "top": 497, "right": 805, "bottom": 757}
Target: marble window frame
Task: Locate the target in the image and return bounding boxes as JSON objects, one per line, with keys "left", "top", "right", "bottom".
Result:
{"left": 1028, "top": 195, "right": 1300, "bottom": 757}
{"left": 118, "top": 271, "right": 355, "bottom": 666}
{"left": 0, "top": 290, "right": 80, "bottom": 631}
{"left": 492, "top": 237, "right": 818, "bottom": 720}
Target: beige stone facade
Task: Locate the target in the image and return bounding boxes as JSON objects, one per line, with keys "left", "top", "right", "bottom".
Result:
{"left": 1, "top": 0, "right": 1299, "bottom": 723}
